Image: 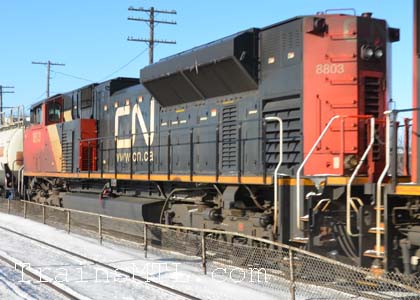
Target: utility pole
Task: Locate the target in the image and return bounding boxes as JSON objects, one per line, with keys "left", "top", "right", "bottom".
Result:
{"left": 128, "top": 6, "right": 177, "bottom": 64}
{"left": 32, "top": 60, "right": 65, "bottom": 98}
{"left": 0, "top": 85, "right": 14, "bottom": 117}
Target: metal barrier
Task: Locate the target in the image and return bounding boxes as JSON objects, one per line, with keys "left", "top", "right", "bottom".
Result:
{"left": 0, "top": 199, "right": 419, "bottom": 300}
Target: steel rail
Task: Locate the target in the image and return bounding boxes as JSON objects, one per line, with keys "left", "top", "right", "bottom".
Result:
{"left": 2, "top": 200, "right": 420, "bottom": 297}
{"left": 0, "top": 251, "right": 85, "bottom": 300}
{"left": 0, "top": 225, "right": 201, "bottom": 300}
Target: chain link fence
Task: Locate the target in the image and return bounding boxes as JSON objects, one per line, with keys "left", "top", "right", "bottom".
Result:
{"left": 0, "top": 199, "right": 419, "bottom": 300}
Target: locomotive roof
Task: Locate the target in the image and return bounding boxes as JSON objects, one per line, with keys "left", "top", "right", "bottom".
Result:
{"left": 30, "top": 77, "right": 138, "bottom": 109}
{"left": 155, "top": 14, "right": 367, "bottom": 62}
{"left": 30, "top": 93, "right": 64, "bottom": 110}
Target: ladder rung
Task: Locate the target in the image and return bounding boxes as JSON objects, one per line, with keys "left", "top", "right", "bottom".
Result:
{"left": 290, "top": 237, "right": 308, "bottom": 244}
{"left": 363, "top": 250, "right": 385, "bottom": 259}
{"left": 300, "top": 215, "right": 309, "bottom": 222}
{"left": 368, "top": 223, "right": 384, "bottom": 234}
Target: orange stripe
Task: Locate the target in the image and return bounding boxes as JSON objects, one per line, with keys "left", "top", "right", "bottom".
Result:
{"left": 394, "top": 185, "right": 420, "bottom": 195}
{"left": 326, "top": 176, "right": 369, "bottom": 185}
{"left": 116, "top": 174, "right": 132, "bottom": 180}
{"left": 23, "top": 171, "right": 322, "bottom": 186}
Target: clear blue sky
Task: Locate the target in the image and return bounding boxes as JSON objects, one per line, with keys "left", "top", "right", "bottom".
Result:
{"left": 0, "top": 0, "right": 413, "bottom": 112}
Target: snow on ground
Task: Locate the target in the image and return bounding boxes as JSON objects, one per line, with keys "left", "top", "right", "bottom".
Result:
{"left": 0, "top": 227, "right": 187, "bottom": 300}
{"left": 0, "top": 259, "right": 67, "bottom": 300}
{"left": 0, "top": 212, "right": 368, "bottom": 300}
{"left": 0, "top": 212, "right": 283, "bottom": 300}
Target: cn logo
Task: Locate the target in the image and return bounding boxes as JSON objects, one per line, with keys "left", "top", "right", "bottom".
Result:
{"left": 114, "top": 98, "right": 155, "bottom": 149}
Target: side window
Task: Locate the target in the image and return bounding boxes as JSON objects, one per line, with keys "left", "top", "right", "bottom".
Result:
{"left": 47, "top": 102, "right": 62, "bottom": 123}
{"left": 31, "top": 106, "right": 43, "bottom": 125}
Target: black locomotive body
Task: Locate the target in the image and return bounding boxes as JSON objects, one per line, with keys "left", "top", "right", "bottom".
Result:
{"left": 23, "top": 13, "right": 420, "bottom": 275}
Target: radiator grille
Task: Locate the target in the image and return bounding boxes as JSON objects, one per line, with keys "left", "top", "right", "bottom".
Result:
{"left": 61, "top": 132, "right": 73, "bottom": 172}
{"left": 364, "top": 77, "right": 380, "bottom": 117}
{"left": 364, "top": 77, "right": 381, "bottom": 161}
{"left": 221, "top": 105, "right": 238, "bottom": 170}
{"left": 263, "top": 97, "right": 302, "bottom": 175}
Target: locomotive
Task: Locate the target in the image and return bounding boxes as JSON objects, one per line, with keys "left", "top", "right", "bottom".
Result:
{"left": 6, "top": 10, "right": 420, "bottom": 275}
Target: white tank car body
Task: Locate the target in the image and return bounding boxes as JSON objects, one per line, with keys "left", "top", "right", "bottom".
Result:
{"left": 0, "top": 127, "right": 24, "bottom": 188}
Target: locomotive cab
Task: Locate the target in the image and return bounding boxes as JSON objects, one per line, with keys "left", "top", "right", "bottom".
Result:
{"left": 25, "top": 86, "right": 100, "bottom": 174}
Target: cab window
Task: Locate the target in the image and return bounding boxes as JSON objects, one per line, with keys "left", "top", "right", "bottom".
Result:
{"left": 47, "top": 102, "right": 62, "bottom": 124}
{"left": 31, "top": 105, "right": 43, "bottom": 125}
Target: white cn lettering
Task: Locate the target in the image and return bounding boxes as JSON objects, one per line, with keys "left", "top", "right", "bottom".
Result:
{"left": 115, "top": 98, "right": 155, "bottom": 149}
{"left": 132, "top": 99, "right": 155, "bottom": 146}
{"left": 115, "top": 105, "right": 131, "bottom": 149}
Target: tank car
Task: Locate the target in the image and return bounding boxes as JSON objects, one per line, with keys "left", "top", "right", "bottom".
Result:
{"left": 0, "top": 106, "right": 25, "bottom": 197}
{"left": 23, "top": 12, "right": 410, "bottom": 273}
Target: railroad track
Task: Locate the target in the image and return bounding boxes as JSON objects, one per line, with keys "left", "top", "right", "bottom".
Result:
{"left": 0, "top": 225, "right": 201, "bottom": 300}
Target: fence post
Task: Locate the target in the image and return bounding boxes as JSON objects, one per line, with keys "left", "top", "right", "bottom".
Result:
{"left": 42, "top": 206, "right": 46, "bottom": 224}
{"left": 23, "top": 201, "right": 27, "bottom": 219}
{"left": 144, "top": 224, "right": 148, "bottom": 258}
{"left": 67, "top": 211, "right": 71, "bottom": 233}
{"left": 201, "top": 232, "right": 207, "bottom": 275}
{"left": 289, "top": 249, "right": 296, "bottom": 300}
{"left": 98, "top": 215, "right": 103, "bottom": 244}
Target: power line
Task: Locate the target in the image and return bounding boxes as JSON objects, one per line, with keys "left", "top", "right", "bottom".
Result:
{"left": 99, "top": 47, "right": 148, "bottom": 82}
{"left": 128, "top": 6, "right": 177, "bottom": 64}
{"left": 52, "top": 71, "right": 94, "bottom": 83}
{"left": 34, "top": 91, "right": 46, "bottom": 102}
{"left": 32, "top": 60, "right": 65, "bottom": 98}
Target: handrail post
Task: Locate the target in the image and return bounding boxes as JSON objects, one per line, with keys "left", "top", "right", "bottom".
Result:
{"left": 130, "top": 133, "right": 133, "bottom": 179}
{"left": 144, "top": 224, "right": 148, "bottom": 258}
{"left": 262, "top": 120, "right": 267, "bottom": 184}
{"left": 167, "top": 130, "right": 171, "bottom": 180}
{"left": 67, "top": 210, "right": 71, "bottom": 234}
{"left": 215, "top": 125, "right": 219, "bottom": 181}
{"left": 201, "top": 232, "right": 207, "bottom": 275}
{"left": 346, "top": 117, "right": 375, "bottom": 236}
{"left": 190, "top": 128, "right": 193, "bottom": 181}
{"left": 264, "top": 116, "right": 283, "bottom": 236}
{"left": 98, "top": 215, "right": 103, "bottom": 244}
{"left": 42, "top": 206, "right": 46, "bottom": 224}
{"left": 390, "top": 111, "right": 398, "bottom": 191}
{"left": 289, "top": 249, "right": 296, "bottom": 300}
{"left": 100, "top": 139, "right": 104, "bottom": 178}
{"left": 296, "top": 115, "right": 341, "bottom": 231}
{"left": 20, "top": 167, "right": 24, "bottom": 197}
{"left": 403, "top": 117, "right": 411, "bottom": 176}
{"left": 148, "top": 132, "right": 151, "bottom": 180}
{"left": 237, "top": 122, "right": 242, "bottom": 182}
{"left": 23, "top": 201, "right": 27, "bottom": 218}
{"left": 7, "top": 198, "right": 10, "bottom": 214}
{"left": 114, "top": 137, "right": 118, "bottom": 178}
{"left": 376, "top": 111, "right": 391, "bottom": 257}
{"left": 87, "top": 141, "right": 91, "bottom": 178}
